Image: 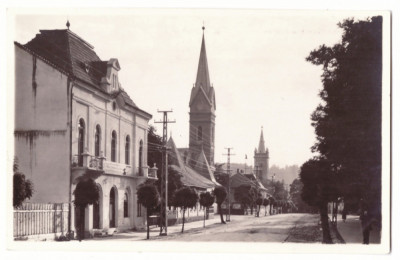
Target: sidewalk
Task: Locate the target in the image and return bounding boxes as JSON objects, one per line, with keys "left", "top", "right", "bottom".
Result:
{"left": 336, "top": 215, "right": 380, "bottom": 244}
{"left": 92, "top": 215, "right": 248, "bottom": 241}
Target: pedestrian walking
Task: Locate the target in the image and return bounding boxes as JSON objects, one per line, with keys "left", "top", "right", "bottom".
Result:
{"left": 342, "top": 208, "right": 347, "bottom": 222}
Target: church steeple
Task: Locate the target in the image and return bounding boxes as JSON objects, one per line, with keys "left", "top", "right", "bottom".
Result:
{"left": 189, "top": 25, "right": 216, "bottom": 166}
{"left": 254, "top": 126, "right": 269, "bottom": 185}
{"left": 195, "top": 27, "right": 211, "bottom": 92}
{"left": 258, "top": 127, "right": 266, "bottom": 153}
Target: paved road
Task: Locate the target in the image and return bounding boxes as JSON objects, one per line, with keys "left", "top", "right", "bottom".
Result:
{"left": 99, "top": 213, "right": 319, "bottom": 242}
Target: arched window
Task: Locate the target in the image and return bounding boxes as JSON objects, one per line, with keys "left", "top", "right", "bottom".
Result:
{"left": 111, "top": 131, "right": 117, "bottom": 162}
{"left": 95, "top": 125, "right": 101, "bottom": 157}
{"left": 125, "top": 135, "right": 130, "bottom": 165}
{"left": 197, "top": 126, "right": 202, "bottom": 141}
{"left": 139, "top": 140, "right": 143, "bottom": 175}
{"left": 123, "top": 192, "right": 129, "bottom": 218}
{"left": 78, "top": 118, "right": 85, "bottom": 166}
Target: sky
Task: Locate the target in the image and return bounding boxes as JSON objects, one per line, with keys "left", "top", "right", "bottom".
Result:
{"left": 12, "top": 9, "right": 377, "bottom": 167}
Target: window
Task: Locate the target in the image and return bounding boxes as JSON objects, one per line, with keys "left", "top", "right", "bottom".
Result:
{"left": 95, "top": 125, "right": 101, "bottom": 157}
{"left": 78, "top": 119, "right": 85, "bottom": 166}
{"left": 139, "top": 140, "right": 143, "bottom": 175}
{"left": 125, "top": 135, "right": 130, "bottom": 165}
{"left": 197, "top": 126, "right": 202, "bottom": 141}
{"left": 124, "top": 192, "right": 129, "bottom": 218}
{"left": 111, "top": 131, "right": 117, "bottom": 162}
{"left": 137, "top": 200, "right": 142, "bottom": 217}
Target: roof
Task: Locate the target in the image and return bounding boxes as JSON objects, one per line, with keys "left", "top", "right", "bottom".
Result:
{"left": 257, "top": 128, "right": 266, "bottom": 153}
{"left": 230, "top": 172, "right": 256, "bottom": 188}
{"left": 18, "top": 29, "right": 145, "bottom": 114}
{"left": 189, "top": 31, "right": 216, "bottom": 110}
{"left": 167, "top": 137, "right": 216, "bottom": 189}
{"left": 243, "top": 173, "right": 268, "bottom": 191}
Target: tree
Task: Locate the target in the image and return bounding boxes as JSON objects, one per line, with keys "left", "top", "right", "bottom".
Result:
{"left": 269, "top": 197, "right": 276, "bottom": 215}
{"left": 73, "top": 178, "right": 99, "bottom": 240}
{"left": 145, "top": 166, "right": 183, "bottom": 206}
{"left": 289, "top": 178, "right": 316, "bottom": 213}
{"left": 13, "top": 157, "right": 34, "bottom": 208}
{"left": 255, "top": 197, "right": 264, "bottom": 217}
{"left": 305, "top": 16, "right": 382, "bottom": 243}
{"left": 263, "top": 199, "right": 269, "bottom": 216}
{"left": 213, "top": 186, "right": 227, "bottom": 224}
{"left": 137, "top": 184, "right": 160, "bottom": 239}
{"left": 173, "top": 187, "right": 199, "bottom": 232}
{"left": 199, "top": 192, "right": 215, "bottom": 227}
{"left": 248, "top": 186, "right": 259, "bottom": 215}
{"left": 147, "top": 125, "right": 163, "bottom": 170}
{"left": 234, "top": 185, "right": 252, "bottom": 214}
{"left": 300, "top": 158, "right": 338, "bottom": 243}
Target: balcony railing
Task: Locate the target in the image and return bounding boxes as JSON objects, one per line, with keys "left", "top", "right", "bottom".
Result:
{"left": 72, "top": 151, "right": 157, "bottom": 179}
{"left": 72, "top": 154, "right": 103, "bottom": 170}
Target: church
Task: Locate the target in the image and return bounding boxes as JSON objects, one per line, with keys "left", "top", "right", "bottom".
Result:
{"left": 168, "top": 26, "right": 219, "bottom": 188}
{"left": 254, "top": 127, "right": 270, "bottom": 185}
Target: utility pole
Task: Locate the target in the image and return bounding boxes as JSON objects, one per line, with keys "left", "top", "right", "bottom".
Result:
{"left": 223, "top": 147, "right": 235, "bottom": 222}
{"left": 155, "top": 109, "right": 175, "bottom": 236}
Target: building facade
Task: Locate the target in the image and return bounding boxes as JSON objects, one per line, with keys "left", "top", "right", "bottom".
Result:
{"left": 14, "top": 27, "right": 156, "bottom": 237}
{"left": 254, "top": 127, "right": 269, "bottom": 185}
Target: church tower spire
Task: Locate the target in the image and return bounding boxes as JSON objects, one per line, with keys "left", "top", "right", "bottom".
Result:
{"left": 258, "top": 127, "right": 266, "bottom": 153}
{"left": 195, "top": 26, "right": 211, "bottom": 92}
{"left": 254, "top": 126, "right": 269, "bottom": 185}
{"left": 189, "top": 25, "right": 216, "bottom": 166}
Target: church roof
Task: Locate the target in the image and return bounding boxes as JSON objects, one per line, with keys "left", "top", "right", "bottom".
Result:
{"left": 257, "top": 127, "right": 266, "bottom": 153}
{"left": 167, "top": 137, "right": 216, "bottom": 189}
{"left": 196, "top": 33, "right": 211, "bottom": 91}
{"left": 189, "top": 29, "right": 216, "bottom": 110}
{"left": 17, "top": 28, "right": 144, "bottom": 113}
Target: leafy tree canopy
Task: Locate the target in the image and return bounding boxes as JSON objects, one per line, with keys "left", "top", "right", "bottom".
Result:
{"left": 305, "top": 16, "right": 382, "bottom": 214}
{"left": 199, "top": 191, "right": 215, "bottom": 208}
{"left": 213, "top": 186, "right": 227, "bottom": 205}
{"left": 173, "top": 186, "right": 199, "bottom": 209}
{"left": 73, "top": 179, "right": 99, "bottom": 208}
{"left": 13, "top": 157, "right": 34, "bottom": 208}
{"left": 137, "top": 184, "right": 160, "bottom": 209}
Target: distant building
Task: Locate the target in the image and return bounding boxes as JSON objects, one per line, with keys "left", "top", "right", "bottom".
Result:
{"left": 254, "top": 127, "right": 269, "bottom": 185}
{"left": 14, "top": 25, "right": 156, "bottom": 237}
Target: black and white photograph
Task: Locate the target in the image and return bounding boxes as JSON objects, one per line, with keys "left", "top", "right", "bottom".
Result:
{"left": 1, "top": 2, "right": 395, "bottom": 257}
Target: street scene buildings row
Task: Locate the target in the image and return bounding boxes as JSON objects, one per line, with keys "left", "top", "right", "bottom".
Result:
{"left": 13, "top": 24, "right": 273, "bottom": 238}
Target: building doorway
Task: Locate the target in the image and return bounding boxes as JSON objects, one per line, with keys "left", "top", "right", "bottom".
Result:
{"left": 93, "top": 201, "right": 100, "bottom": 229}
{"left": 109, "top": 188, "right": 116, "bottom": 228}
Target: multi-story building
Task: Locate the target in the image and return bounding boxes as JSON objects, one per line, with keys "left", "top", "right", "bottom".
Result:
{"left": 14, "top": 24, "right": 156, "bottom": 237}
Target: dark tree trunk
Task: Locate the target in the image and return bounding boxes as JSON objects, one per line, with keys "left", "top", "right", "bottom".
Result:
{"left": 270, "top": 205, "right": 273, "bottom": 215}
{"left": 146, "top": 208, "right": 150, "bottom": 240}
{"left": 203, "top": 208, "right": 206, "bottom": 228}
{"left": 319, "top": 202, "right": 333, "bottom": 244}
{"left": 265, "top": 206, "right": 267, "bottom": 216}
{"left": 218, "top": 203, "right": 226, "bottom": 224}
{"left": 182, "top": 208, "right": 186, "bottom": 233}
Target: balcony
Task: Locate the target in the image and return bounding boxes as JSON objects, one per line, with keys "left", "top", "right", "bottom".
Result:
{"left": 71, "top": 150, "right": 157, "bottom": 180}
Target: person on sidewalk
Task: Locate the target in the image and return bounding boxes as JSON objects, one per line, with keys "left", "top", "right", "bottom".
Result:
{"left": 342, "top": 208, "right": 347, "bottom": 223}
{"left": 360, "top": 200, "right": 372, "bottom": 245}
